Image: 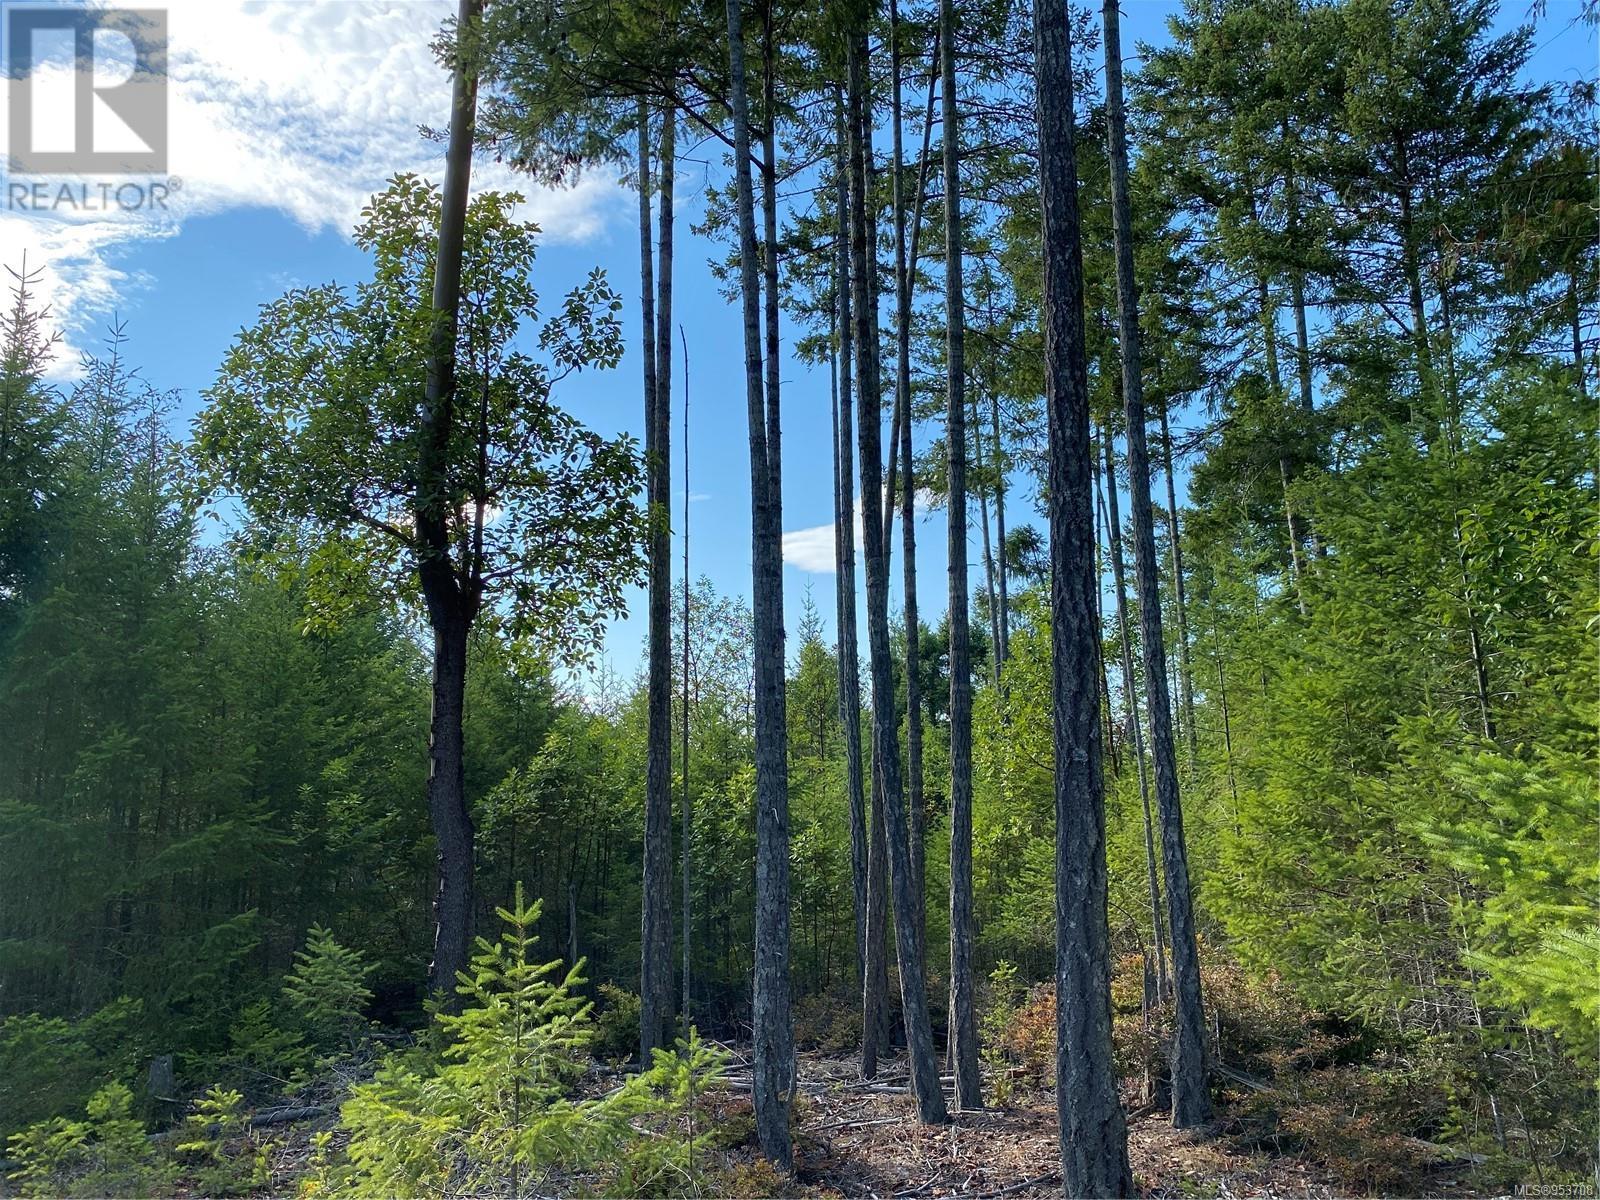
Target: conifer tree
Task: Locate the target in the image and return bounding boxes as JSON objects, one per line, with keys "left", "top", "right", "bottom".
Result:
{"left": 1103, "top": 0, "right": 1212, "bottom": 1125}
{"left": 1037, "top": 0, "right": 1133, "bottom": 1190}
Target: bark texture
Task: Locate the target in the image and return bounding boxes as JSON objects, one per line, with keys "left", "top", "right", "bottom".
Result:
{"left": 641, "top": 100, "right": 676, "bottom": 1059}
{"left": 724, "top": 0, "right": 792, "bottom": 1165}
{"left": 940, "top": 0, "right": 981, "bottom": 1114}
{"left": 849, "top": 28, "right": 947, "bottom": 1126}
{"left": 418, "top": 0, "right": 484, "bottom": 1004}
{"left": 833, "top": 99, "right": 868, "bottom": 1010}
{"left": 1103, "top": 0, "right": 1212, "bottom": 1128}
{"left": 889, "top": 0, "right": 927, "bottom": 964}
{"left": 1101, "top": 429, "right": 1168, "bottom": 1004}
{"left": 1037, "top": 0, "right": 1134, "bottom": 1191}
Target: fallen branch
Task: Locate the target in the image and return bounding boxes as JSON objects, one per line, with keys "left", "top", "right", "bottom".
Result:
{"left": 810, "top": 1116, "right": 902, "bottom": 1134}
{"left": 977, "top": 1173, "right": 1060, "bottom": 1198}
{"left": 1213, "top": 1064, "right": 1272, "bottom": 1093}
{"left": 1405, "top": 1137, "right": 1488, "bottom": 1166}
{"left": 247, "top": 1105, "right": 331, "bottom": 1129}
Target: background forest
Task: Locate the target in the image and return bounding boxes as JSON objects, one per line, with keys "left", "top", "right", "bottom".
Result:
{"left": 0, "top": 0, "right": 1594, "bottom": 1195}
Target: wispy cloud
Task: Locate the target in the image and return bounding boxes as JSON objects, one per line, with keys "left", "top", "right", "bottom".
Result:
{"left": 0, "top": 1, "right": 627, "bottom": 364}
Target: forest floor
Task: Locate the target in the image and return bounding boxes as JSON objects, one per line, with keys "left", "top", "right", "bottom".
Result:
{"left": 244, "top": 1048, "right": 1500, "bottom": 1198}
{"left": 752, "top": 1053, "right": 1487, "bottom": 1199}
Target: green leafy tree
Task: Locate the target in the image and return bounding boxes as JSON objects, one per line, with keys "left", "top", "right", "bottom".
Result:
{"left": 194, "top": 175, "right": 645, "bottom": 1000}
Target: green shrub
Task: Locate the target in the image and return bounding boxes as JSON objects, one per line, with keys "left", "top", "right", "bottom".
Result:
{"left": 175, "top": 1085, "right": 275, "bottom": 1196}
{"left": 0, "top": 999, "right": 143, "bottom": 1138}
{"left": 793, "top": 987, "right": 861, "bottom": 1053}
{"left": 219, "top": 997, "right": 311, "bottom": 1084}
{"left": 5, "top": 1082, "right": 174, "bottom": 1199}
{"left": 593, "top": 981, "right": 642, "bottom": 1062}
{"left": 979, "top": 961, "right": 1025, "bottom": 1105}
{"left": 283, "top": 925, "right": 373, "bottom": 1054}
{"left": 304, "top": 887, "right": 728, "bottom": 1198}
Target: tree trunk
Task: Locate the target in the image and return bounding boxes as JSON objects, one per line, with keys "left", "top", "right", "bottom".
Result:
{"left": 890, "top": 0, "right": 927, "bottom": 961}
{"left": 939, "top": 0, "right": 980, "bottom": 1115}
{"left": 1103, "top": 0, "right": 1211, "bottom": 1128}
{"left": 1291, "top": 271, "right": 1314, "bottom": 415}
{"left": 1037, "top": 2, "right": 1133, "bottom": 1191}
{"left": 723, "top": 0, "right": 791, "bottom": 1166}
{"left": 641, "top": 99, "right": 676, "bottom": 1059}
{"left": 761, "top": 14, "right": 783, "bottom": 536}
{"left": 992, "top": 391, "right": 1009, "bottom": 671}
{"left": 418, "top": 0, "right": 483, "bottom": 1004}
{"left": 1394, "top": 133, "right": 1439, "bottom": 415}
{"left": 681, "top": 327, "right": 693, "bottom": 1027}
{"left": 425, "top": 611, "right": 474, "bottom": 1000}
{"left": 1569, "top": 273, "right": 1588, "bottom": 401}
{"left": 1158, "top": 402, "right": 1198, "bottom": 767}
{"left": 1101, "top": 428, "right": 1167, "bottom": 1005}
{"left": 833, "top": 93, "right": 887, "bottom": 1082}
{"left": 850, "top": 27, "right": 947, "bottom": 1126}
{"left": 1258, "top": 276, "right": 1307, "bottom": 615}
{"left": 833, "top": 96, "right": 868, "bottom": 1010}
{"left": 1092, "top": 480, "right": 1119, "bottom": 777}
{"left": 1283, "top": 133, "right": 1315, "bottom": 418}
{"left": 975, "top": 408, "right": 1003, "bottom": 692}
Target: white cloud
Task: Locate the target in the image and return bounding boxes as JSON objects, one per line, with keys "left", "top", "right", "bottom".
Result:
{"left": 783, "top": 489, "right": 936, "bottom": 573}
{"left": 782, "top": 522, "right": 841, "bottom": 574}
{"left": 0, "top": 1, "right": 628, "bottom": 361}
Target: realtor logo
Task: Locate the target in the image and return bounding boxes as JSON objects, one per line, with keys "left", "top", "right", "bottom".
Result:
{"left": 6, "top": 6, "right": 167, "bottom": 174}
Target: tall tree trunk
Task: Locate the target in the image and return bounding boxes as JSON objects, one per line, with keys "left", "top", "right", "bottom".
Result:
{"left": 761, "top": 11, "right": 783, "bottom": 536}
{"left": 837, "top": 91, "right": 888, "bottom": 1081}
{"left": 681, "top": 324, "right": 693, "bottom": 1026}
{"left": 1394, "top": 134, "right": 1439, "bottom": 415}
{"left": 1283, "top": 132, "right": 1315, "bottom": 418}
{"left": 850, "top": 27, "right": 948, "bottom": 1126}
{"left": 992, "top": 391, "right": 1009, "bottom": 671}
{"left": 1158, "top": 402, "right": 1198, "bottom": 767}
{"left": 1258, "top": 276, "right": 1307, "bottom": 615}
{"left": 1037, "top": 2, "right": 1133, "bottom": 1191}
{"left": 425, "top": 612, "right": 473, "bottom": 999}
{"left": 1103, "top": 0, "right": 1211, "bottom": 1128}
{"left": 852, "top": 83, "right": 891, "bottom": 1087}
{"left": 939, "top": 0, "right": 980, "bottom": 1113}
{"left": 641, "top": 99, "right": 676, "bottom": 1059}
{"left": 975, "top": 406, "right": 1003, "bottom": 692}
{"left": 724, "top": 0, "right": 791, "bottom": 1166}
{"left": 889, "top": 0, "right": 927, "bottom": 959}
{"left": 833, "top": 96, "right": 868, "bottom": 1010}
{"left": 1101, "top": 428, "right": 1168, "bottom": 1005}
{"left": 1569, "top": 273, "right": 1588, "bottom": 401}
{"left": 1291, "top": 271, "right": 1314, "bottom": 415}
{"left": 1094, "top": 478, "right": 1120, "bottom": 777}
{"left": 419, "top": 0, "right": 484, "bottom": 1004}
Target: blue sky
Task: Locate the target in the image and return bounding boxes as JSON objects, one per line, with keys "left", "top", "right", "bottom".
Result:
{"left": 5, "top": 0, "right": 1592, "bottom": 687}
